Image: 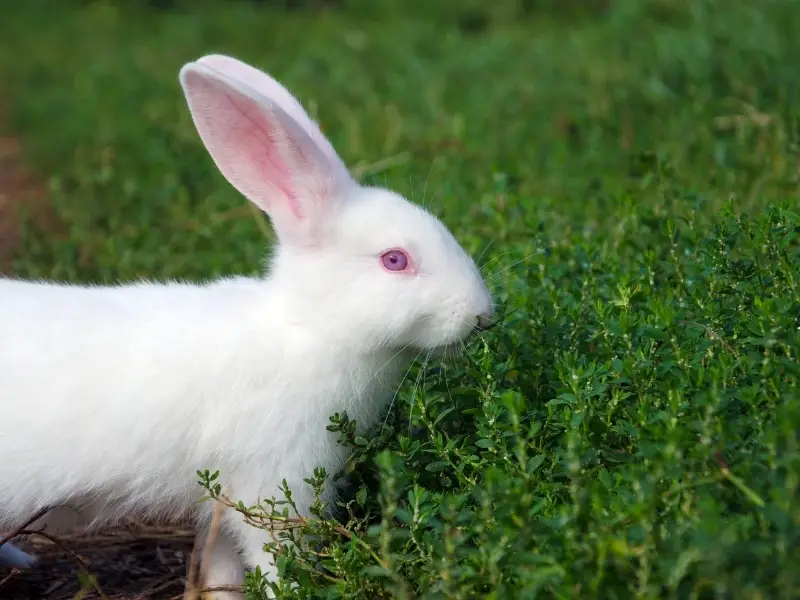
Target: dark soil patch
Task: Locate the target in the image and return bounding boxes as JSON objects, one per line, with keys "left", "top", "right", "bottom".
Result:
{"left": 0, "top": 525, "right": 196, "bottom": 599}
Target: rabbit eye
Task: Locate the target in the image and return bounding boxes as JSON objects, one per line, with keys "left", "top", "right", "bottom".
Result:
{"left": 381, "top": 249, "right": 410, "bottom": 272}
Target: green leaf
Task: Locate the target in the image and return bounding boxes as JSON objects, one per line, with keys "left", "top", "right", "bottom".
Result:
{"left": 433, "top": 406, "right": 456, "bottom": 426}
{"left": 526, "top": 454, "right": 546, "bottom": 474}
{"left": 425, "top": 460, "right": 450, "bottom": 472}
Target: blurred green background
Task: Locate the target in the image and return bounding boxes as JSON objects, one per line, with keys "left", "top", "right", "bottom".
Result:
{"left": 2, "top": 0, "right": 798, "bottom": 282}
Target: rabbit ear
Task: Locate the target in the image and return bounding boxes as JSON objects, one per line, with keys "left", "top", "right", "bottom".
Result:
{"left": 194, "top": 54, "right": 344, "bottom": 169}
{"left": 179, "top": 56, "right": 354, "bottom": 246}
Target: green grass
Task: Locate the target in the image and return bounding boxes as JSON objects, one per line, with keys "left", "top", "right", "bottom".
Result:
{"left": 2, "top": 0, "right": 799, "bottom": 598}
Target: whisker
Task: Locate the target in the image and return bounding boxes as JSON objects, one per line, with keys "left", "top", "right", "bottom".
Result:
{"left": 350, "top": 337, "right": 420, "bottom": 415}
{"left": 407, "top": 351, "right": 432, "bottom": 438}
{"left": 479, "top": 248, "right": 531, "bottom": 274}
{"left": 474, "top": 239, "right": 494, "bottom": 272}
{"left": 380, "top": 346, "right": 426, "bottom": 432}
{"left": 484, "top": 253, "right": 540, "bottom": 287}
{"left": 421, "top": 155, "right": 440, "bottom": 211}
{"left": 481, "top": 250, "right": 521, "bottom": 275}
{"left": 442, "top": 363, "right": 454, "bottom": 405}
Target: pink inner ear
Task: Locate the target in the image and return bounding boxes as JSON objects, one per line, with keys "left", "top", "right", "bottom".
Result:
{"left": 219, "top": 91, "right": 304, "bottom": 219}
{"left": 196, "top": 55, "right": 342, "bottom": 167}
{"left": 191, "top": 73, "right": 304, "bottom": 220}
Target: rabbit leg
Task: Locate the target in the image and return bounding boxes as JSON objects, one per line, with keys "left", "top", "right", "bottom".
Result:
{"left": 193, "top": 526, "right": 247, "bottom": 600}
{"left": 234, "top": 521, "right": 280, "bottom": 583}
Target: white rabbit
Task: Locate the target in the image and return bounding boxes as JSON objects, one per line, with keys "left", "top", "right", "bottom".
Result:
{"left": 0, "top": 54, "right": 493, "bottom": 598}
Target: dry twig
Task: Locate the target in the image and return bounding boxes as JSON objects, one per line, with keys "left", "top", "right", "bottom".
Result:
{"left": 0, "top": 568, "right": 19, "bottom": 588}
{"left": 17, "top": 528, "right": 110, "bottom": 600}
{"left": 183, "top": 501, "right": 242, "bottom": 599}
{"left": 0, "top": 506, "right": 51, "bottom": 550}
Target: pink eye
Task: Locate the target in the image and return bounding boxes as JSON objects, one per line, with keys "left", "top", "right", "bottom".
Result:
{"left": 381, "top": 249, "right": 409, "bottom": 272}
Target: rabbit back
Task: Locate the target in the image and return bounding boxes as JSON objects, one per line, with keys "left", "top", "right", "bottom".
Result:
{"left": 0, "top": 275, "right": 400, "bottom": 530}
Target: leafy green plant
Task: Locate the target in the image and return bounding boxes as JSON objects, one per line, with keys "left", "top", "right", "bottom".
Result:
{"left": 195, "top": 204, "right": 799, "bottom": 598}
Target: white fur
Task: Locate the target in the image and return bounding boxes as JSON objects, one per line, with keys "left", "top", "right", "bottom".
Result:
{"left": 0, "top": 55, "right": 492, "bottom": 597}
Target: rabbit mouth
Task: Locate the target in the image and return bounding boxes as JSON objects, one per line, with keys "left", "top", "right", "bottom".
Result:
{"left": 414, "top": 313, "right": 492, "bottom": 356}
{"left": 433, "top": 317, "right": 494, "bottom": 354}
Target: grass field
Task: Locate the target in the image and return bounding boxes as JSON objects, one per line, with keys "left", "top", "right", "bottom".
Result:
{"left": 1, "top": 0, "right": 799, "bottom": 598}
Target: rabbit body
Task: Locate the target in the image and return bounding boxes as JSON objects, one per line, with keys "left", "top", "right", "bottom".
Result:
{"left": 0, "top": 274, "right": 403, "bottom": 522}
{"left": 0, "top": 54, "right": 492, "bottom": 598}
{"left": 0, "top": 273, "right": 404, "bottom": 591}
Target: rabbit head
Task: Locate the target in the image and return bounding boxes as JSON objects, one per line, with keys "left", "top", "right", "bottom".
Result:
{"left": 179, "top": 55, "right": 493, "bottom": 353}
